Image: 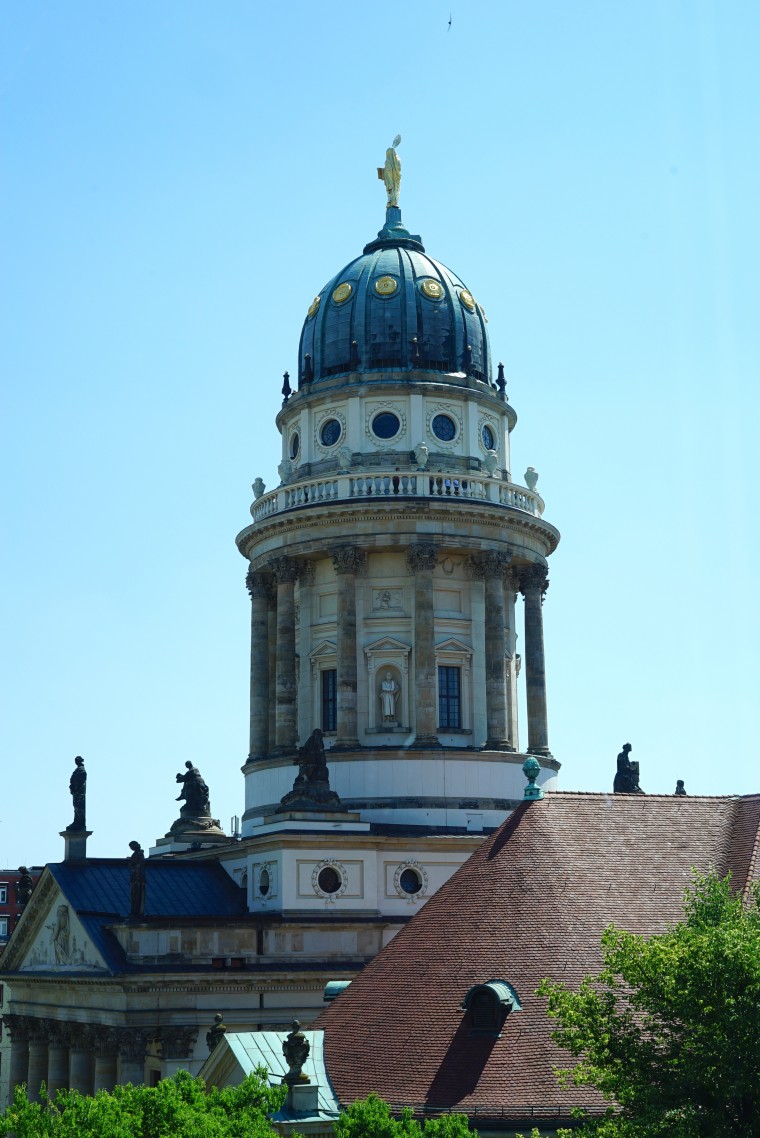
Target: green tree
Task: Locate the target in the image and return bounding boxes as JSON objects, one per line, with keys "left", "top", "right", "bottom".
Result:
{"left": 335, "top": 1093, "right": 473, "bottom": 1138}
{"left": 539, "top": 871, "right": 760, "bottom": 1138}
{"left": 0, "top": 1068, "right": 285, "bottom": 1138}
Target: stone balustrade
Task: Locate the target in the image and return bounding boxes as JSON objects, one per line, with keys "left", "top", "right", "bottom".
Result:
{"left": 250, "top": 470, "right": 544, "bottom": 523}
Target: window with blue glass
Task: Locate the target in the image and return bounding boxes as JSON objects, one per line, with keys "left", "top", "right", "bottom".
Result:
{"left": 438, "top": 665, "right": 462, "bottom": 729}
{"left": 322, "top": 669, "right": 337, "bottom": 732}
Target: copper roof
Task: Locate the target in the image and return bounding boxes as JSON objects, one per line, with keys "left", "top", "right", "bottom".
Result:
{"left": 317, "top": 792, "right": 760, "bottom": 1122}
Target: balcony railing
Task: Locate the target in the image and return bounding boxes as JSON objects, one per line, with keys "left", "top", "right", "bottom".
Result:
{"left": 249, "top": 470, "right": 544, "bottom": 524}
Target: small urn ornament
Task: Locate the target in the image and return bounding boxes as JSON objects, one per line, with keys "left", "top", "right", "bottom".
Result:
{"left": 252, "top": 477, "right": 266, "bottom": 500}
{"left": 413, "top": 441, "right": 429, "bottom": 469}
{"left": 483, "top": 449, "right": 499, "bottom": 477}
{"left": 282, "top": 1019, "right": 310, "bottom": 1084}
{"left": 337, "top": 446, "right": 352, "bottom": 472}
{"left": 278, "top": 458, "right": 293, "bottom": 484}
{"left": 522, "top": 756, "right": 545, "bottom": 800}
{"left": 524, "top": 466, "right": 539, "bottom": 492}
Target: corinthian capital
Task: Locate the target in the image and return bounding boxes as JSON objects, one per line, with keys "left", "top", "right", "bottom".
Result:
{"left": 332, "top": 548, "right": 367, "bottom": 576}
{"left": 269, "top": 556, "right": 299, "bottom": 585}
{"left": 406, "top": 543, "right": 439, "bottom": 574}
{"left": 159, "top": 1026, "right": 198, "bottom": 1060}
{"left": 246, "top": 568, "right": 272, "bottom": 599}
{"left": 469, "top": 550, "right": 511, "bottom": 580}
{"left": 518, "top": 563, "right": 549, "bottom": 597}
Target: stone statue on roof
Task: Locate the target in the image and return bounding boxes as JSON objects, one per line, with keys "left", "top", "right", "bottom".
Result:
{"left": 378, "top": 135, "right": 402, "bottom": 208}
{"left": 128, "top": 840, "right": 146, "bottom": 918}
{"left": 66, "top": 756, "right": 87, "bottom": 832}
{"left": 674, "top": 779, "right": 687, "bottom": 796}
{"left": 282, "top": 1019, "right": 310, "bottom": 1084}
{"left": 206, "top": 1013, "right": 227, "bottom": 1052}
{"left": 613, "top": 742, "right": 644, "bottom": 794}
{"left": 176, "top": 761, "right": 210, "bottom": 818}
{"left": 276, "top": 729, "right": 345, "bottom": 813}
{"left": 15, "top": 867, "right": 34, "bottom": 908}
{"left": 165, "top": 761, "right": 226, "bottom": 844}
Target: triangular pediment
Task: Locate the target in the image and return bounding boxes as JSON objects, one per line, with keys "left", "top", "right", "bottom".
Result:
{"left": 364, "top": 636, "right": 411, "bottom": 656}
{"left": 309, "top": 639, "right": 337, "bottom": 660}
{"left": 0, "top": 868, "right": 109, "bottom": 974}
{"left": 436, "top": 637, "right": 473, "bottom": 657}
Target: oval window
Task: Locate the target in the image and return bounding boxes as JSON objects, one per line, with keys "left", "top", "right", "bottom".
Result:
{"left": 317, "top": 866, "right": 342, "bottom": 895}
{"left": 320, "top": 418, "right": 342, "bottom": 447}
{"left": 259, "top": 868, "right": 270, "bottom": 897}
{"left": 290, "top": 432, "right": 300, "bottom": 460}
{"left": 399, "top": 868, "right": 422, "bottom": 895}
{"left": 481, "top": 424, "right": 495, "bottom": 451}
{"left": 432, "top": 414, "right": 457, "bottom": 442}
{"left": 372, "top": 411, "right": 400, "bottom": 440}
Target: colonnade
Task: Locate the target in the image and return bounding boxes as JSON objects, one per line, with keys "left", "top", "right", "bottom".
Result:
{"left": 4, "top": 1015, "right": 197, "bottom": 1101}
{"left": 245, "top": 547, "right": 551, "bottom": 759}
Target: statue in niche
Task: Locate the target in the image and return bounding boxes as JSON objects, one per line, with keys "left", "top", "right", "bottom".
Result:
{"left": 15, "top": 866, "right": 34, "bottom": 908}
{"left": 613, "top": 743, "right": 644, "bottom": 794}
{"left": 66, "top": 755, "right": 87, "bottom": 832}
{"left": 380, "top": 671, "right": 400, "bottom": 722}
{"left": 277, "top": 729, "right": 345, "bottom": 813}
{"left": 206, "top": 1013, "right": 228, "bottom": 1053}
{"left": 282, "top": 1019, "right": 310, "bottom": 1084}
{"left": 176, "top": 761, "right": 211, "bottom": 818}
{"left": 128, "top": 840, "right": 146, "bottom": 917}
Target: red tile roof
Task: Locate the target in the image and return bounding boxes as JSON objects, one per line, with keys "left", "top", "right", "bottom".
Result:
{"left": 318, "top": 792, "right": 760, "bottom": 1123}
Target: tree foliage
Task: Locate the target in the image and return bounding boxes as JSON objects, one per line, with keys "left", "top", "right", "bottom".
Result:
{"left": 539, "top": 871, "right": 760, "bottom": 1138}
{"left": 335, "top": 1092, "right": 473, "bottom": 1138}
{"left": 0, "top": 1068, "right": 285, "bottom": 1138}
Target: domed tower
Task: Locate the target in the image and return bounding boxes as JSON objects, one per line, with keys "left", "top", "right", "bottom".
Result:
{"left": 236, "top": 144, "right": 560, "bottom": 855}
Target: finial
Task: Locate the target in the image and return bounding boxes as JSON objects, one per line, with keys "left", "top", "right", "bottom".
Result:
{"left": 377, "top": 135, "right": 402, "bottom": 208}
{"left": 410, "top": 336, "right": 420, "bottom": 367}
{"left": 462, "top": 343, "right": 473, "bottom": 374}
{"left": 496, "top": 362, "right": 506, "bottom": 396}
{"left": 302, "top": 354, "right": 314, "bottom": 385}
{"left": 282, "top": 371, "right": 291, "bottom": 404}
{"left": 522, "top": 757, "right": 544, "bottom": 800}
{"left": 349, "top": 340, "right": 360, "bottom": 369}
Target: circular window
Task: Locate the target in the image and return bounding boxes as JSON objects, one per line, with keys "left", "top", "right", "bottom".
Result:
{"left": 320, "top": 418, "right": 342, "bottom": 447}
{"left": 371, "top": 411, "right": 400, "bottom": 440}
{"left": 432, "top": 414, "right": 457, "bottom": 442}
{"left": 259, "top": 868, "right": 270, "bottom": 897}
{"left": 290, "top": 432, "right": 300, "bottom": 460}
{"left": 332, "top": 282, "right": 353, "bottom": 305}
{"left": 420, "top": 279, "right": 444, "bottom": 300}
{"left": 317, "top": 866, "right": 342, "bottom": 895}
{"left": 481, "top": 424, "right": 495, "bottom": 451}
{"left": 399, "top": 868, "right": 422, "bottom": 895}
{"left": 374, "top": 275, "right": 398, "bottom": 297}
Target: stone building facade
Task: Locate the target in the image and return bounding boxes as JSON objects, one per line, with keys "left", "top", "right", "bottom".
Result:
{"left": 0, "top": 162, "right": 561, "bottom": 1099}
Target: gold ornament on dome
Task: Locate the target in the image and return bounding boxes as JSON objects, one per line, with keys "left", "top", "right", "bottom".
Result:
{"left": 377, "top": 134, "right": 402, "bottom": 208}
{"left": 307, "top": 295, "right": 321, "bottom": 318}
{"left": 420, "top": 279, "right": 443, "bottom": 300}
{"left": 374, "top": 275, "right": 398, "bottom": 296}
{"left": 459, "top": 289, "right": 476, "bottom": 312}
{"left": 332, "top": 282, "right": 353, "bottom": 305}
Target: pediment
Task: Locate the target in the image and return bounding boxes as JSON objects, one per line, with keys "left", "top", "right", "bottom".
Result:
{"left": 436, "top": 637, "right": 473, "bottom": 657}
{"left": 309, "top": 640, "right": 337, "bottom": 660}
{"left": 1, "top": 869, "right": 108, "bottom": 974}
{"left": 364, "top": 636, "right": 411, "bottom": 656}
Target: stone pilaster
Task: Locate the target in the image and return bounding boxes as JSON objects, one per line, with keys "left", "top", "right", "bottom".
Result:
{"left": 332, "top": 548, "right": 366, "bottom": 748}
{"left": 6, "top": 1015, "right": 30, "bottom": 1104}
{"left": 505, "top": 568, "right": 520, "bottom": 750}
{"left": 270, "top": 556, "right": 299, "bottom": 755}
{"left": 406, "top": 543, "right": 440, "bottom": 746}
{"left": 472, "top": 551, "right": 514, "bottom": 751}
{"left": 92, "top": 1030, "right": 119, "bottom": 1094}
{"left": 266, "top": 576, "right": 277, "bottom": 753}
{"left": 247, "top": 568, "right": 272, "bottom": 760}
{"left": 519, "top": 563, "right": 552, "bottom": 757}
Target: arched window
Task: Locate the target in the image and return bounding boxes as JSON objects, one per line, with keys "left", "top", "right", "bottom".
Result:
{"left": 460, "top": 980, "right": 521, "bottom": 1037}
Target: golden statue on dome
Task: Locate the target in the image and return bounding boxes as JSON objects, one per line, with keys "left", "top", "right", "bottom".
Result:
{"left": 378, "top": 135, "right": 402, "bottom": 207}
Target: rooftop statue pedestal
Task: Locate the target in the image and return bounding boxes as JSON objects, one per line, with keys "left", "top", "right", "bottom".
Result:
{"left": 60, "top": 829, "right": 92, "bottom": 861}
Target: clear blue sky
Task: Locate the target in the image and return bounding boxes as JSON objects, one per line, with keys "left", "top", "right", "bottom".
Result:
{"left": 2, "top": 1, "right": 758, "bottom": 865}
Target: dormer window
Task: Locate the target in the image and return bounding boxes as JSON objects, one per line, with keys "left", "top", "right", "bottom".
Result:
{"left": 460, "top": 980, "right": 522, "bottom": 1037}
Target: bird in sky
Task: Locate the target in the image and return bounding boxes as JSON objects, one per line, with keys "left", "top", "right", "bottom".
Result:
{"left": 448, "top": 12, "right": 452, "bottom": 30}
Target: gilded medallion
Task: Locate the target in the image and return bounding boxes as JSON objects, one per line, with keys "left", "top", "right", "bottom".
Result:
{"left": 332, "top": 282, "right": 353, "bottom": 305}
{"left": 307, "top": 295, "right": 321, "bottom": 318}
{"left": 459, "top": 289, "right": 476, "bottom": 312}
{"left": 420, "top": 279, "right": 444, "bottom": 300}
{"left": 374, "top": 275, "right": 398, "bottom": 296}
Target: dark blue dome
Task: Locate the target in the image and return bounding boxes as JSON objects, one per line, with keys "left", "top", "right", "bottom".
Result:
{"left": 298, "top": 208, "right": 492, "bottom": 387}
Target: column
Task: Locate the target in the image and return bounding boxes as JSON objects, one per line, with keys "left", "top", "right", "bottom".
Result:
{"left": 332, "top": 548, "right": 366, "bottom": 749}
{"left": 26, "top": 1033, "right": 48, "bottom": 1102}
{"left": 267, "top": 578, "right": 277, "bottom": 752}
{"left": 519, "top": 563, "right": 552, "bottom": 757}
{"left": 505, "top": 569, "right": 520, "bottom": 751}
{"left": 297, "top": 561, "right": 315, "bottom": 743}
{"left": 406, "top": 543, "right": 440, "bottom": 746}
{"left": 270, "top": 556, "right": 299, "bottom": 754}
{"left": 93, "top": 1029, "right": 118, "bottom": 1093}
{"left": 7, "top": 1016, "right": 30, "bottom": 1103}
{"left": 68, "top": 1026, "right": 94, "bottom": 1095}
{"left": 474, "top": 552, "right": 513, "bottom": 751}
{"left": 159, "top": 1026, "right": 198, "bottom": 1079}
{"left": 46, "top": 1024, "right": 70, "bottom": 1096}
{"left": 246, "top": 567, "right": 272, "bottom": 760}
{"left": 117, "top": 1029, "right": 148, "bottom": 1086}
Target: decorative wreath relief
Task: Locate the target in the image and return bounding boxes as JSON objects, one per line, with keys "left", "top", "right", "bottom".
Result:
{"left": 315, "top": 409, "right": 347, "bottom": 452}
{"left": 312, "top": 859, "right": 348, "bottom": 903}
{"left": 427, "top": 404, "right": 461, "bottom": 448}
{"left": 365, "top": 400, "right": 406, "bottom": 446}
{"left": 393, "top": 860, "right": 429, "bottom": 903}
{"left": 257, "top": 861, "right": 275, "bottom": 901}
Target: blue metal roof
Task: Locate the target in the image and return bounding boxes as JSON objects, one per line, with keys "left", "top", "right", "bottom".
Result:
{"left": 49, "top": 859, "right": 246, "bottom": 919}
{"left": 298, "top": 207, "right": 493, "bottom": 387}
